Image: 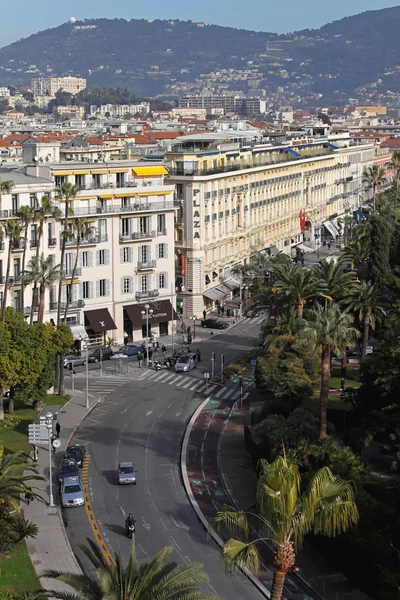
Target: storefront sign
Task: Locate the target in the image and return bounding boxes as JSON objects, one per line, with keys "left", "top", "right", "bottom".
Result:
{"left": 193, "top": 194, "right": 201, "bottom": 239}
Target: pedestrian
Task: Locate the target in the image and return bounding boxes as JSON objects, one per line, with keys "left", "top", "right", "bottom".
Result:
{"left": 203, "top": 309, "right": 207, "bottom": 320}
{"left": 148, "top": 349, "right": 153, "bottom": 366}
{"left": 137, "top": 350, "right": 143, "bottom": 369}
{"left": 51, "top": 434, "right": 56, "bottom": 454}
{"left": 25, "top": 490, "right": 33, "bottom": 505}
{"left": 226, "top": 308, "right": 230, "bottom": 319}
{"left": 217, "top": 306, "right": 221, "bottom": 316}
{"left": 32, "top": 444, "right": 38, "bottom": 462}
{"left": 179, "top": 301, "right": 183, "bottom": 315}
{"left": 55, "top": 421, "right": 61, "bottom": 438}
{"left": 162, "top": 344, "right": 166, "bottom": 356}
{"left": 187, "top": 325, "right": 191, "bottom": 335}
{"left": 328, "top": 242, "right": 331, "bottom": 250}
{"left": 341, "top": 376, "right": 345, "bottom": 390}
{"left": 221, "top": 306, "right": 225, "bottom": 317}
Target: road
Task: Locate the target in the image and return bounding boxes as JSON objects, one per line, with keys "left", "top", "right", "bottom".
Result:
{"left": 62, "top": 317, "right": 267, "bottom": 600}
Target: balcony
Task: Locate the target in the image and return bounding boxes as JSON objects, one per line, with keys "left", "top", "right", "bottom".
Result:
{"left": 64, "top": 234, "right": 108, "bottom": 246}
{"left": 12, "top": 241, "right": 25, "bottom": 252}
{"left": 50, "top": 300, "right": 85, "bottom": 312}
{"left": 157, "top": 229, "right": 167, "bottom": 237}
{"left": 48, "top": 238, "right": 57, "bottom": 247}
{"left": 67, "top": 200, "right": 178, "bottom": 217}
{"left": 135, "top": 290, "right": 159, "bottom": 301}
{"left": 30, "top": 240, "right": 38, "bottom": 249}
{"left": 23, "top": 305, "right": 38, "bottom": 316}
{"left": 119, "top": 230, "right": 156, "bottom": 242}
{"left": 64, "top": 267, "right": 82, "bottom": 278}
{"left": 137, "top": 260, "right": 156, "bottom": 271}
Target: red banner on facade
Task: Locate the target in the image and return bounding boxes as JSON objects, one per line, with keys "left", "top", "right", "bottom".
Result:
{"left": 299, "top": 209, "right": 306, "bottom": 233}
{"left": 181, "top": 255, "right": 186, "bottom": 275}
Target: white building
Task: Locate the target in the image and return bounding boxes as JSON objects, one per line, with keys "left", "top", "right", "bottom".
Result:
{"left": 32, "top": 76, "right": 87, "bottom": 97}
{"left": 90, "top": 103, "right": 151, "bottom": 118}
{"left": 0, "top": 87, "right": 10, "bottom": 98}
{"left": 0, "top": 143, "right": 177, "bottom": 345}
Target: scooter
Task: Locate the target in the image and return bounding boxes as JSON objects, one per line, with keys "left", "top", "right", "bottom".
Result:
{"left": 154, "top": 360, "right": 170, "bottom": 371}
{"left": 126, "top": 520, "right": 136, "bottom": 538}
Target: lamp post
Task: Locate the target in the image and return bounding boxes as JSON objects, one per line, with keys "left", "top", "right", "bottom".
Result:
{"left": 141, "top": 304, "right": 153, "bottom": 366}
{"left": 44, "top": 411, "right": 55, "bottom": 508}
{"left": 190, "top": 315, "right": 197, "bottom": 340}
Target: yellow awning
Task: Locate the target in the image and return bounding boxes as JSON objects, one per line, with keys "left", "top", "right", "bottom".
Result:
{"left": 108, "top": 168, "right": 129, "bottom": 174}
{"left": 54, "top": 171, "right": 73, "bottom": 177}
{"left": 62, "top": 280, "right": 80, "bottom": 285}
{"left": 132, "top": 166, "right": 168, "bottom": 177}
{"left": 97, "top": 193, "right": 114, "bottom": 199}
{"left": 72, "top": 170, "right": 90, "bottom": 175}
{"left": 90, "top": 169, "right": 109, "bottom": 175}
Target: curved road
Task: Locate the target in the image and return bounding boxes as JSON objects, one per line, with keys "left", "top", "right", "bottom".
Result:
{"left": 64, "top": 318, "right": 265, "bottom": 599}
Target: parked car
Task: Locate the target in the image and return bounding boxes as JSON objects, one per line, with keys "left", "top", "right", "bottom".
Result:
{"left": 63, "top": 355, "right": 86, "bottom": 369}
{"left": 88, "top": 347, "right": 114, "bottom": 363}
{"left": 201, "top": 318, "right": 229, "bottom": 330}
{"left": 175, "top": 353, "right": 197, "bottom": 372}
{"left": 118, "top": 461, "right": 136, "bottom": 485}
{"left": 63, "top": 444, "right": 86, "bottom": 467}
{"left": 58, "top": 458, "right": 80, "bottom": 486}
{"left": 61, "top": 476, "right": 85, "bottom": 508}
{"left": 111, "top": 344, "right": 142, "bottom": 359}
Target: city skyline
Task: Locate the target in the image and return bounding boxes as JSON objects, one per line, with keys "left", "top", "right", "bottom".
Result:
{"left": 0, "top": 0, "right": 398, "bottom": 47}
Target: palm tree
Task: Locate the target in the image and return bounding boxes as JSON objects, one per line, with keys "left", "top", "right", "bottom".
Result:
{"left": 210, "top": 453, "right": 358, "bottom": 600}
{"left": 363, "top": 165, "right": 387, "bottom": 215}
{"left": 0, "top": 179, "right": 14, "bottom": 199}
{"left": 306, "top": 303, "right": 358, "bottom": 437}
{"left": 23, "top": 254, "right": 61, "bottom": 325}
{"left": 44, "top": 538, "right": 217, "bottom": 600}
{"left": 346, "top": 280, "right": 386, "bottom": 360}
{"left": 342, "top": 234, "right": 370, "bottom": 277}
{"left": 30, "top": 195, "right": 61, "bottom": 324}
{"left": 17, "top": 205, "right": 34, "bottom": 316}
{"left": 390, "top": 150, "right": 400, "bottom": 208}
{"left": 272, "top": 263, "right": 329, "bottom": 325}
{"left": 1, "top": 219, "right": 23, "bottom": 321}
{"left": 56, "top": 183, "right": 78, "bottom": 326}
{"left": 63, "top": 218, "right": 95, "bottom": 321}
{"left": 316, "top": 259, "right": 358, "bottom": 304}
{"left": 0, "top": 452, "right": 43, "bottom": 509}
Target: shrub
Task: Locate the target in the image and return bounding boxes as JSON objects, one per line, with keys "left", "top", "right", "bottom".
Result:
{"left": 0, "top": 414, "right": 21, "bottom": 428}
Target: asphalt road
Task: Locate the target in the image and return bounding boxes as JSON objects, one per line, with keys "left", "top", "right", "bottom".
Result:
{"left": 63, "top": 317, "right": 266, "bottom": 600}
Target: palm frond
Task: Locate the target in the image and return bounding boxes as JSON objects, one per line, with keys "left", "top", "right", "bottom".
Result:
{"left": 222, "top": 539, "right": 260, "bottom": 575}
{"left": 209, "top": 504, "right": 250, "bottom": 539}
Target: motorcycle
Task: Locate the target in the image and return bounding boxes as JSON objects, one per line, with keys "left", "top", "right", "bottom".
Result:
{"left": 154, "top": 359, "right": 170, "bottom": 371}
{"left": 126, "top": 520, "right": 136, "bottom": 538}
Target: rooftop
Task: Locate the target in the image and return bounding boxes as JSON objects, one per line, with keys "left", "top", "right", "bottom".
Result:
{"left": 0, "top": 167, "right": 52, "bottom": 186}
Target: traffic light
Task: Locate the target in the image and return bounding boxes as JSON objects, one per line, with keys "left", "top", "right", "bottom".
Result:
{"left": 239, "top": 376, "right": 243, "bottom": 387}
{"left": 211, "top": 352, "right": 215, "bottom": 361}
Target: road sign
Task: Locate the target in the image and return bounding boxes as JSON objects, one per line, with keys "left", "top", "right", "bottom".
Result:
{"left": 204, "top": 373, "right": 210, "bottom": 379}
{"left": 52, "top": 438, "right": 61, "bottom": 449}
{"left": 366, "top": 346, "right": 373, "bottom": 355}
{"left": 251, "top": 359, "right": 257, "bottom": 366}
{"left": 28, "top": 424, "right": 49, "bottom": 445}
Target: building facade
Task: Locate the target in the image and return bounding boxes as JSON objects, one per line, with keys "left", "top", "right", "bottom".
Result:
{"left": 165, "top": 134, "right": 374, "bottom": 317}
{"left": 0, "top": 151, "right": 177, "bottom": 345}
{"left": 31, "top": 76, "right": 87, "bottom": 97}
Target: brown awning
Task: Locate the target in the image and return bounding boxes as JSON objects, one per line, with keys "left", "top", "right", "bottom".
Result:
{"left": 124, "top": 300, "right": 178, "bottom": 326}
{"left": 84, "top": 308, "right": 117, "bottom": 333}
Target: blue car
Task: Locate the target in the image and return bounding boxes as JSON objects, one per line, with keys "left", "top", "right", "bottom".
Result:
{"left": 112, "top": 344, "right": 142, "bottom": 358}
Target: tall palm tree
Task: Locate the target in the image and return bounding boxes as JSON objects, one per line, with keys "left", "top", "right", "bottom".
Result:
{"left": 0, "top": 179, "right": 14, "bottom": 200}
{"left": 272, "top": 263, "right": 329, "bottom": 325}
{"left": 1, "top": 219, "right": 23, "bottom": 321}
{"left": 56, "top": 183, "right": 78, "bottom": 326}
{"left": 306, "top": 303, "right": 358, "bottom": 437}
{"left": 17, "top": 205, "right": 34, "bottom": 316}
{"left": 390, "top": 149, "right": 400, "bottom": 208}
{"left": 363, "top": 165, "right": 387, "bottom": 215}
{"left": 342, "top": 234, "right": 370, "bottom": 277}
{"left": 0, "top": 452, "right": 43, "bottom": 509}
{"left": 23, "top": 254, "right": 61, "bottom": 325}
{"left": 316, "top": 259, "right": 358, "bottom": 304}
{"left": 63, "top": 218, "right": 95, "bottom": 321}
{"left": 30, "top": 195, "right": 61, "bottom": 323}
{"left": 346, "top": 280, "right": 386, "bottom": 360}
{"left": 44, "top": 538, "right": 217, "bottom": 600}
{"left": 210, "top": 453, "right": 358, "bottom": 600}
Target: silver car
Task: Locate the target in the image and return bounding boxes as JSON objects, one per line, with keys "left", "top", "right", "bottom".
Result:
{"left": 63, "top": 355, "right": 86, "bottom": 369}
{"left": 61, "top": 476, "right": 84, "bottom": 508}
{"left": 118, "top": 462, "right": 136, "bottom": 485}
{"left": 175, "top": 354, "right": 197, "bottom": 372}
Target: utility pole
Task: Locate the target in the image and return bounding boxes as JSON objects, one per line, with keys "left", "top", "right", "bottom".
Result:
{"left": 221, "top": 354, "right": 224, "bottom": 384}
{"left": 239, "top": 376, "right": 243, "bottom": 407}
{"left": 211, "top": 352, "right": 215, "bottom": 381}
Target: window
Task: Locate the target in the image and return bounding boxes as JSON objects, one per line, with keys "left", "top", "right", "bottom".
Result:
{"left": 98, "top": 219, "right": 107, "bottom": 240}
{"left": 121, "top": 197, "right": 130, "bottom": 209}
{"left": 139, "top": 245, "right": 150, "bottom": 263}
{"left": 29, "top": 193, "right": 37, "bottom": 208}
{"left": 121, "top": 217, "right": 131, "bottom": 237}
{"left": 158, "top": 272, "right": 168, "bottom": 289}
{"left": 92, "top": 174, "right": 101, "bottom": 188}
{"left": 157, "top": 243, "right": 168, "bottom": 259}
{"left": 65, "top": 253, "right": 74, "bottom": 275}
{"left": 121, "top": 276, "right": 133, "bottom": 294}
{"left": 11, "top": 195, "right": 18, "bottom": 214}
{"left": 139, "top": 274, "right": 149, "bottom": 293}
{"left": 81, "top": 251, "right": 92, "bottom": 268}
{"left": 121, "top": 247, "right": 132, "bottom": 263}
{"left": 81, "top": 281, "right": 93, "bottom": 300}
{"left": 139, "top": 216, "right": 150, "bottom": 234}
{"left": 157, "top": 214, "right": 166, "bottom": 234}
{"left": 97, "top": 249, "right": 109, "bottom": 266}
{"left": 30, "top": 224, "right": 37, "bottom": 247}
{"left": 97, "top": 279, "right": 109, "bottom": 298}
{"left": 13, "top": 258, "right": 20, "bottom": 279}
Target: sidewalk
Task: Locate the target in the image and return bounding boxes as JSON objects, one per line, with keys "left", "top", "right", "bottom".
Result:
{"left": 219, "top": 400, "right": 371, "bottom": 600}
{"left": 23, "top": 390, "right": 97, "bottom": 593}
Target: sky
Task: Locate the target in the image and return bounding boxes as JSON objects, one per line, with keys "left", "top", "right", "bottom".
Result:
{"left": 0, "top": 0, "right": 398, "bottom": 47}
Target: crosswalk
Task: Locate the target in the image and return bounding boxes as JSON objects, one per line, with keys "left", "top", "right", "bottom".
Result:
{"left": 136, "top": 369, "right": 218, "bottom": 395}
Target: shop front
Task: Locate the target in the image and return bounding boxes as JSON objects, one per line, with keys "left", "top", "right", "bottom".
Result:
{"left": 84, "top": 308, "right": 117, "bottom": 345}
{"left": 123, "top": 300, "right": 178, "bottom": 342}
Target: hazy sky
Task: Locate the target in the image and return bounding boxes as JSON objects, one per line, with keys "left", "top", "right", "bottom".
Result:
{"left": 0, "top": 0, "right": 398, "bottom": 47}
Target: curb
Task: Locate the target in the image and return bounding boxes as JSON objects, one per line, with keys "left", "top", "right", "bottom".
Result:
{"left": 180, "top": 393, "right": 271, "bottom": 599}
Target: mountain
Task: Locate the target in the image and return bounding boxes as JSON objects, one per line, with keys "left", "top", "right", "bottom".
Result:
{"left": 0, "top": 8, "right": 400, "bottom": 102}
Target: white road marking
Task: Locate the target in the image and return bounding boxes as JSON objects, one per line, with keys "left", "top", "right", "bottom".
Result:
{"left": 142, "top": 516, "right": 150, "bottom": 531}
{"left": 119, "top": 505, "right": 126, "bottom": 517}
{"left": 170, "top": 514, "right": 189, "bottom": 530}
{"left": 195, "top": 383, "right": 207, "bottom": 393}
{"left": 188, "top": 381, "right": 202, "bottom": 390}
{"left": 232, "top": 390, "right": 241, "bottom": 400}
{"left": 181, "top": 379, "right": 194, "bottom": 389}
{"left": 146, "top": 409, "right": 154, "bottom": 416}
{"left": 170, "top": 535, "right": 182, "bottom": 550}
{"left": 215, "top": 387, "right": 227, "bottom": 398}
{"left": 161, "top": 373, "right": 175, "bottom": 383}
{"left": 153, "top": 372, "right": 169, "bottom": 381}
{"left": 243, "top": 392, "right": 249, "bottom": 400}
{"left": 170, "top": 375, "right": 185, "bottom": 385}
{"left": 222, "top": 389, "right": 234, "bottom": 400}
{"left": 121, "top": 406, "right": 129, "bottom": 414}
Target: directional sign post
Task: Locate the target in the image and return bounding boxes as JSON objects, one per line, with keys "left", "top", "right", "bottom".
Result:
{"left": 221, "top": 354, "right": 224, "bottom": 385}
{"left": 204, "top": 372, "right": 210, "bottom": 395}
{"left": 251, "top": 358, "right": 257, "bottom": 382}
{"left": 28, "top": 424, "right": 49, "bottom": 446}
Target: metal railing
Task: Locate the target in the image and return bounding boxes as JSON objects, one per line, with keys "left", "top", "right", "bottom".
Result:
{"left": 12, "top": 241, "right": 25, "bottom": 251}
{"left": 64, "top": 267, "right": 82, "bottom": 278}
{"left": 50, "top": 300, "right": 85, "bottom": 311}
{"left": 137, "top": 260, "right": 156, "bottom": 270}
{"left": 65, "top": 200, "right": 178, "bottom": 217}
{"left": 135, "top": 290, "right": 159, "bottom": 300}
{"left": 157, "top": 229, "right": 167, "bottom": 236}
{"left": 64, "top": 234, "right": 108, "bottom": 246}
{"left": 168, "top": 156, "right": 299, "bottom": 177}
{"left": 119, "top": 230, "right": 156, "bottom": 241}
{"left": 48, "top": 238, "right": 57, "bottom": 247}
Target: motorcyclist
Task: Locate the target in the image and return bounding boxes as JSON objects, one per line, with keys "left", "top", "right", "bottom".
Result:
{"left": 196, "top": 349, "right": 201, "bottom": 362}
{"left": 125, "top": 513, "right": 135, "bottom": 529}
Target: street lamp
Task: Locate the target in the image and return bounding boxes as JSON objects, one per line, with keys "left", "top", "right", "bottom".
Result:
{"left": 44, "top": 411, "right": 54, "bottom": 508}
{"left": 141, "top": 304, "right": 153, "bottom": 366}
{"left": 80, "top": 335, "right": 90, "bottom": 409}
{"left": 190, "top": 315, "right": 197, "bottom": 340}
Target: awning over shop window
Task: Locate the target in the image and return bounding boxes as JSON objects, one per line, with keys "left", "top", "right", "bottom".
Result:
{"left": 84, "top": 308, "right": 116, "bottom": 333}
{"left": 124, "top": 300, "right": 178, "bottom": 326}
{"left": 203, "top": 287, "right": 225, "bottom": 301}
{"left": 223, "top": 279, "right": 240, "bottom": 291}
{"left": 132, "top": 166, "right": 168, "bottom": 177}
{"left": 265, "top": 245, "right": 279, "bottom": 256}
{"left": 323, "top": 220, "right": 339, "bottom": 237}
{"left": 216, "top": 283, "right": 232, "bottom": 295}
{"left": 70, "top": 324, "right": 87, "bottom": 341}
